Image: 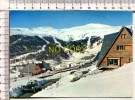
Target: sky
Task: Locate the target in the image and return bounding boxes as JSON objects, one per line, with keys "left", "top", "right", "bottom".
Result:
{"left": 10, "top": 11, "right": 132, "bottom": 29}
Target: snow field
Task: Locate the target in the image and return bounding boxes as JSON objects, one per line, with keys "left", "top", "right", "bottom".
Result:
{"left": 32, "top": 63, "right": 133, "bottom": 97}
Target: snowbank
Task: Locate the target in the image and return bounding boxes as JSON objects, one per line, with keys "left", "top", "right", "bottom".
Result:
{"left": 10, "top": 87, "right": 23, "bottom": 97}
{"left": 10, "top": 72, "right": 21, "bottom": 79}
{"left": 10, "top": 74, "right": 48, "bottom": 97}
{"left": 32, "top": 63, "right": 133, "bottom": 97}
{"left": 67, "top": 71, "right": 83, "bottom": 82}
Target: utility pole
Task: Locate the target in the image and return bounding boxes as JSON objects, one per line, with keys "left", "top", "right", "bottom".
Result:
{"left": 27, "top": 61, "right": 30, "bottom": 83}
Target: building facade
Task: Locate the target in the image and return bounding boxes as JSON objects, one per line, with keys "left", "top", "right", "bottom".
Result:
{"left": 97, "top": 27, "right": 132, "bottom": 68}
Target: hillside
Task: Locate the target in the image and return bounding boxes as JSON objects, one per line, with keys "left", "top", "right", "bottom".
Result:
{"left": 32, "top": 62, "right": 133, "bottom": 97}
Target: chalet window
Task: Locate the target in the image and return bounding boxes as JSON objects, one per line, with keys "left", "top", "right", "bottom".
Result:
{"left": 124, "top": 34, "right": 127, "bottom": 38}
{"left": 117, "top": 45, "right": 124, "bottom": 51}
{"left": 108, "top": 58, "right": 119, "bottom": 65}
{"left": 121, "top": 34, "right": 126, "bottom": 38}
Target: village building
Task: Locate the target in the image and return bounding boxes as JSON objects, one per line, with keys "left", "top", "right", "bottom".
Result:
{"left": 19, "top": 63, "right": 35, "bottom": 75}
{"left": 97, "top": 26, "right": 132, "bottom": 70}
{"left": 19, "top": 61, "right": 52, "bottom": 75}
{"left": 32, "top": 61, "right": 52, "bottom": 75}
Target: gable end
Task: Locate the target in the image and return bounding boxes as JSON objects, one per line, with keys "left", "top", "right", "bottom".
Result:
{"left": 97, "top": 26, "right": 132, "bottom": 67}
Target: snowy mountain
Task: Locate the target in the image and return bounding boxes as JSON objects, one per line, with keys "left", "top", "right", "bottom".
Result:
{"left": 10, "top": 24, "right": 123, "bottom": 41}
{"left": 10, "top": 24, "right": 130, "bottom": 65}
{"left": 10, "top": 34, "right": 101, "bottom": 65}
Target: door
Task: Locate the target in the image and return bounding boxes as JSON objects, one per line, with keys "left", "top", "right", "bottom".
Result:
{"left": 120, "top": 57, "right": 124, "bottom": 66}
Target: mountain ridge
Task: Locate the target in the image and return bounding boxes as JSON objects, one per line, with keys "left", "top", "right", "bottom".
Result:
{"left": 10, "top": 23, "right": 125, "bottom": 41}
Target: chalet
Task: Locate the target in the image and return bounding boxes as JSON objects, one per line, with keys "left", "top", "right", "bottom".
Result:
{"left": 32, "top": 61, "right": 52, "bottom": 75}
{"left": 97, "top": 26, "right": 132, "bottom": 70}
{"left": 19, "top": 63, "right": 35, "bottom": 75}
{"left": 20, "top": 61, "right": 52, "bottom": 75}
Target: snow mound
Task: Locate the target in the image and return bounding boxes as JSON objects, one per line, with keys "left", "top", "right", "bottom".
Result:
{"left": 10, "top": 87, "right": 23, "bottom": 97}
{"left": 67, "top": 71, "right": 83, "bottom": 82}
{"left": 10, "top": 72, "right": 21, "bottom": 79}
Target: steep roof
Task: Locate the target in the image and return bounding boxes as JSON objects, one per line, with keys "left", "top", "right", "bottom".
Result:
{"left": 19, "top": 63, "right": 35, "bottom": 73}
{"left": 97, "top": 27, "right": 132, "bottom": 67}
{"left": 36, "top": 63, "right": 44, "bottom": 68}
{"left": 42, "top": 61, "right": 52, "bottom": 70}
{"left": 97, "top": 32, "right": 119, "bottom": 67}
{"left": 125, "top": 27, "right": 132, "bottom": 36}
{"left": 36, "top": 61, "right": 52, "bottom": 70}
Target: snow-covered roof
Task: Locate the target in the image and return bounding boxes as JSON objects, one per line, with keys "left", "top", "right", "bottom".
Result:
{"left": 19, "top": 63, "right": 35, "bottom": 73}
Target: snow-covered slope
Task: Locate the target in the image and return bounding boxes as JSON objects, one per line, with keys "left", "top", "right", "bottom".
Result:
{"left": 32, "top": 62, "right": 133, "bottom": 97}
{"left": 10, "top": 24, "right": 123, "bottom": 41}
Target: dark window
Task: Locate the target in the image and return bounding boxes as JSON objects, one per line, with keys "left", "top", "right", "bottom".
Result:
{"left": 117, "top": 45, "right": 124, "bottom": 51}
{"left": 114, "top": 59, "right": 119, "bottom": 65}
{"left": 109, "top": 59, "right": 113, "bottom": 64}
{"left": 108, "top": 59, "right": 119, "bottom": 65}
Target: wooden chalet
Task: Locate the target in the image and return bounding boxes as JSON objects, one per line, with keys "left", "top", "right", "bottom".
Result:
{"left": 19, "top": 63, "right": 35, "bottom": 74}
{"left": 20, "top": 61, "right": 52, "bottom": 75}
{"left": 97, "top": 26, "right": 133, "bottom": 70}
{"left": 32, "top": 61, "right": 52, "bottom": 75}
